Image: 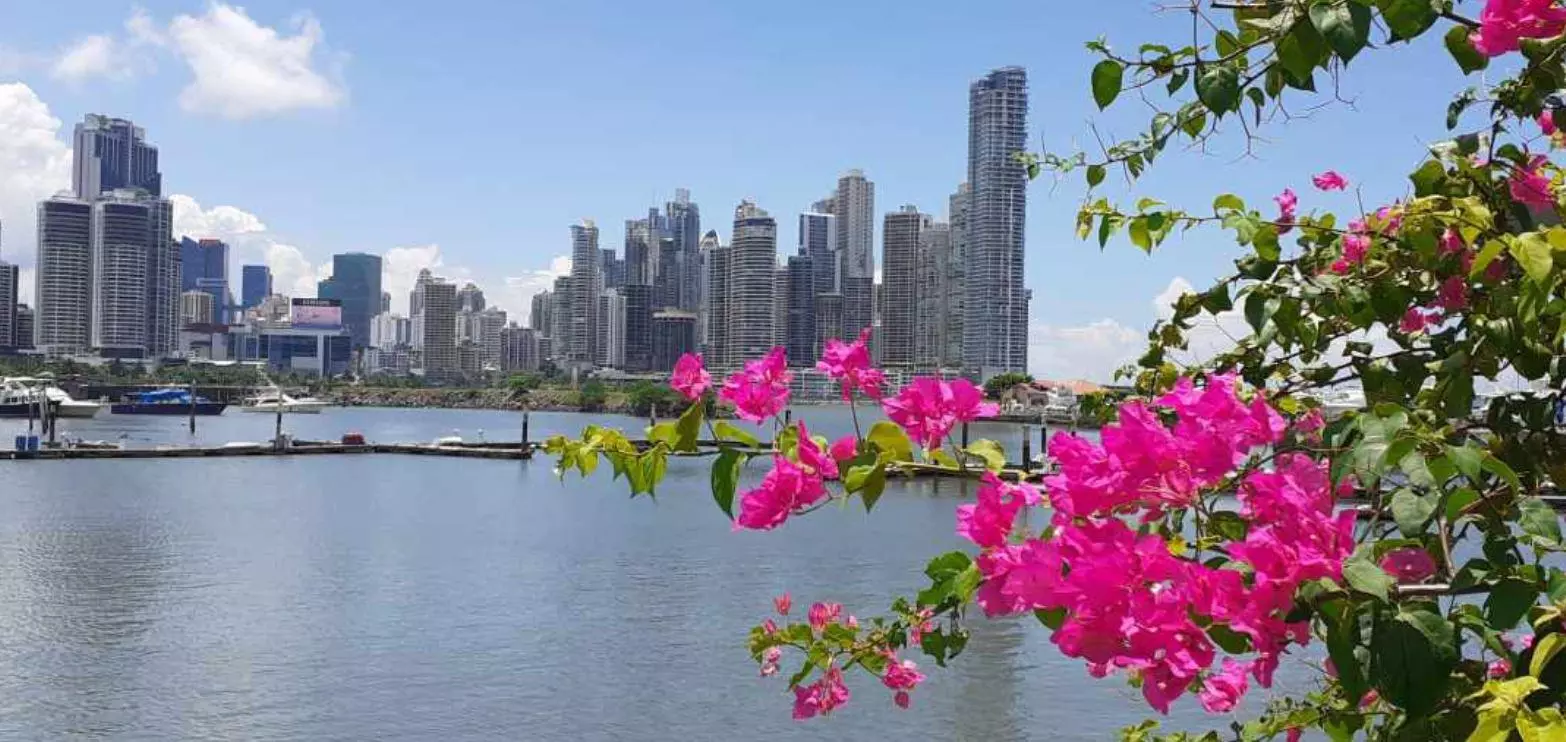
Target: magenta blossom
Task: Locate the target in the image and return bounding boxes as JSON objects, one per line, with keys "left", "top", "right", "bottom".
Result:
{"left": 1489, "top": 658, "right": 1513, "bottom": 679}
{"left": 817, "top": 328, "right": 887, "bottom": 400}
{"left": 882, "top": 655, "right": 925, "bottom": 709}
{"left": 792, "top": 667, "right": 851, "bottom": 720}
{"left": 1199, "top": 658, "right": 1251, "bottom": 714}
{"left": 1543, "top": 110, "right": 1559, "bottom": 137}
{"left": 882, "top": 377, "right": 998, "bottom": 449}
{"left": 670, "top": 352, "right": 712, "bottom": 401}
{"left": 956, "top": 472, "right": 1043, "bottom": 549}
{"left": 1437, "top": 276, "right": 1469, "bottom": 312}
{"left": 1311, "top": 171, "right": 1349, "bottom": 191}
{"left": 1274, "top": 188, "right": 1298, "bottom": 233}
{"left": 761, "top": 646, "right": 782, "bottom": 677}
{"left": 1510, "top": 155, "right": 1556, "bottom": 209}
{"left": 774, "top": 592, "right": 792, "bottom": 615}
{"left": 794, "top": 422, "right": 839, "bottom": 480}
{"left": 736, "top": 456, "right": 826, "bottom": 531}
{"left": 808, "top": 601, "right": 842, "bottom": 631}
{"left": 1379, "top": 547, "right": 1438, "bottom": 584}
{"left": 828, "top": 435, "right": 858, "bottom": 462}
{"left": 1398, "top": 307, "right": 1440, "bottom": 335}
{"left": 1471, "top": 0, "right": 1566, "bottom": 57}
{"left": 1295, "top": 409, "right": 1325, "bottom": 444}
{"left": 1440, "top": 227, "right": 1465, "bottom": 256}
{"left": 719, "top": 347, "right": 793, "bottom": 423}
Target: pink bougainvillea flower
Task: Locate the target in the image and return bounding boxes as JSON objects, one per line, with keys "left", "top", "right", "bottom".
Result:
{"left": 794, "top": 422, "right": 839, "bottom": 480}
{"left": 1199, "top": 658, "right": 1251, "bottom": 714}
{"left": 1286, "top": 728, "right": 1303, "bottom": 742}
{"left": 1312, "top": 171, "right": 1349, "bottom": 191}
{"left": 773, "top": 592, "right": 792, "bottom": 615}
{"left": 1398, "top": 307, "right": 1441, "bottom": 335}
{"left": 882, "top": 376, "right": 998, "bottom": 449}
{"left": 956, "top": 472, "right": 1042, "bottom": 548}
{"left": 808, "top": 602, "right": 842, "bottom": 631}
{"left": 1471, "top": 0, "right": 1566, "bottom": 57}
{"left": 1380, "top": 547, "right": 1438, "bottom": 584}
{"left": 1274, "top": 188, "right": 1298, "bottom": 233}
{"left": 817, "top": 327, "right": 887, "bottom": 400}
{"left": 762, "top": 618, "right": 778, "bottom": 635}
{"left": 1489, "top": 658, "right": 1513, "bottom": 678}
{"left": 1523, "top": 633, "right": 1538, "bottom": 650}
{"left": 1440, "top": 227, "right": 1466, "bottom": 256}
{"left": 893, "top": 691, "right": 910, "bottom": 709}
{"left": 1511, "top": 155, "right": 1556, "bottom": 209}
{"left": 1437, "top": 276, "right": 1470, "bottom": 312}
{"left": 828, "top": 435, "right": 858, "bottom": 462}
{"left": 719, "top": 347, "right": 793, "bottom": 423}
{"left": 1295, "top": 408, "right": 1325, "bottom": 443}
{"left": 669, "top": 352, "right": 712, "bottom": 401}
{"left": 761, "top": 646, "right": 782, "bottom": 677}
{"left": 881, "top": 655, "right": 925, "bottom": 709}
{"left": 735, "top": 456, "right": 826, "bottom": 531}
{"left": 792, "top": 666, "right": 851, "bottom": 720}
{"left": 1374, "top": 205, "right": 1403, "bottom": 236}
{"left": 1543, "top": 110, "right": 1559, "bottom": 137}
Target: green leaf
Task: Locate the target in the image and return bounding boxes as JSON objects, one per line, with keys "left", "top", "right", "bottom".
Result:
{"left": 711, "top": 448, "right": 743, "bottom": 519}
{"left": 1520, "top": 497, "right": 1563, "bottom": 547}
{"left": 1213, "top": 193, "right": 1245, "bottom": 213}
{"left": 1091, "top": 60, "right": 1124, "bottom": 109}
{"left": 1391, "top": 488, "right": 1437, "bottom": 537}
{"left": 1208, "top": 624, "right": 1253, "bottom": 654}
{"left": 1449, "top": 444, "right": 1484, "bottom": 481}
{"left": 1035, "top": 607, "right": 1066, "bottom": 630}
{"left": 1471, "top": 239, "right": 1507, "bottom": 279}
{"left": 1129, "top": 217, "right": 1152, "bottom": 252}
{"left": 1371, "top": 605, "right": 1457, "bottom": 719}
{"left": 1325, "top": 601, "right": 1370, "bottom": 703}
{"left": 1446, "top": 487, "right": 1480, "bottom": 521}
{"left": 1343, "top": 556, "right": 1395, "bottom": 601}
{"left": 965, "top": 439, "right": 1007, "bottom": 473}
{"left": 1510, "top": 233, "right": 1554, "bottom": 285}
{"left": 1207, "top": 510, "right": 1248, "bottom": 541}
{"left": 1485, "top": 580, "right": 1538, "bottom": 631}
{"left": 1276, "top": 17, "right": 1329, "bottom": 81}
{"left": 1409, "top": 159, "right": 1446, "bottom": 197}
{"left": 714, "top": 420, "right": 760, "bottom": 448}
{"left": 1376, "top": 0, "right": 1439, "bottom": 41}
{"left": 1086, "top": 164, "right": 1105, "bottom": 187}
{"left": 646, "top": 421, "right": 679, "bottom": 448}
{"left": 1244, "top": 291, "right": 1270, "bottom": 333}
{"left": 858, "top": 462, "right": 887, "bottom": 512}
{"left": 1311, "top": 0, "right": 1372, "bottom": 62}
{"left": 1443, "top": 24, "right": 1489, "bottom": 73}
{"left": 674, "top": 401, "right": 703, "bottom": 453}
{"left": 1531, "top": 633, "right": 1566, "bottom": 678}
{"left": 867, "top": 421, "right": 914, "bottom": 463}
{"left": 1196, "top": 64, "right": 1241, "bottom": 114}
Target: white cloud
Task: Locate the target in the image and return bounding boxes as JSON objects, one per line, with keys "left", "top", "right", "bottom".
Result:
{"left": 1028, "top": 319, "right": 1143, "bottom": 384}
{"left": 0, "top": 83, "right": 73, "bottom": 283}
{"left": 51, "top": 11, "right": 162, "bottom": 83}
{"left": 168, "top": 3, "right": 346, "bottom": 118}
{"left": 502, "top": 255, "right": 573, "bottom": 325}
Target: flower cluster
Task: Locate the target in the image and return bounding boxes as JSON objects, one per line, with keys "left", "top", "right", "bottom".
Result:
{"left": 818, "top": 328, "right": 886, "bottom": 400}
{"left": 719, "top": 348, "right": 793, "bottom": 422}
{"left": 881, "top": 376, "right": 998, "bottom": 449}
{"left": 963, "top": 374, "right": 1353, "bottom": 713}
{"left": 1274, "top": 188, "right": 1298, "bottom": 233}
{"left": 1470, "top": 0, "right": 1566, "bottom": 57}
{"left": 670, "top": 352, "right": 713, "bottom": 401}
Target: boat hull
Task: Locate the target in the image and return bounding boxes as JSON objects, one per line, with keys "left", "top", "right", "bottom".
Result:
{"left": 110, "top": 402, "right": 227, "bottom": 416}
{"left": 0, "top": 402, "right": 51, "bottom": 419}
{"left": 53, "top": 403, "right": 102, "bottom": 419}
{"left": 239, "top": 403, "right": 326, "bottom": 414}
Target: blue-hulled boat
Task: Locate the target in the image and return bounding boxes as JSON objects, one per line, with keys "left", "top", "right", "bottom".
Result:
{"left": 110, "top": 388, "right": 227, "bottom": 416}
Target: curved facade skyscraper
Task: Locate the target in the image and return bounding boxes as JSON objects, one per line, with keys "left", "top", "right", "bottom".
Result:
{"left": 963, "top": 66, "right": 1029, "bottom": 379}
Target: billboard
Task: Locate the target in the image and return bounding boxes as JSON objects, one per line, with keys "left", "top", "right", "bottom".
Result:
{"left": 291, "top": 298, "right": 343, "bottom": 329}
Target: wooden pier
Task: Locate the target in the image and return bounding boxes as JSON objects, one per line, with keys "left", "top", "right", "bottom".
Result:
{"left": 3, "top": 442, "right": 534, "bottom": 461}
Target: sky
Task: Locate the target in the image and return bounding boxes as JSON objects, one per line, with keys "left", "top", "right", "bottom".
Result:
{"left": 0, "top": 0, "right": 1479, "bottom": 382}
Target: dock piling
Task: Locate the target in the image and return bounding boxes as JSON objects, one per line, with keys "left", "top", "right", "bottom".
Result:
{"left": 522, "top": 410, "right": 530, "bottom": 453}
{"left": 1021, "top": 425, "right": 1032, "bottom": 472}
{"left": 188, "top": 383, "right": 197, "bottom": 434}
{"left": 961, "top": 422, "right": 970, "bottom": 449}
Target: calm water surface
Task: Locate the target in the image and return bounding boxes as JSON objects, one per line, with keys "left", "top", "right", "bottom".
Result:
{"left": 0, "top": 407, "right": 1312, "bottom": 740}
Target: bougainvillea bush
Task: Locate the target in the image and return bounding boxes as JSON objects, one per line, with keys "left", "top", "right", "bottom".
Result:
{"left": 546, "top": 0, "right": 1566, "bottom": 738}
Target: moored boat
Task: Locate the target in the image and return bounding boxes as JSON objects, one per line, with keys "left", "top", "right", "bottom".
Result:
{"left": 239, "top": 390, "right": 327, "bottom": 414}
{"left": 3, "top": 377, "right": 103, "bottom": 418}
{"left": 110, "top": 388, "right": 227, "bottom": 416}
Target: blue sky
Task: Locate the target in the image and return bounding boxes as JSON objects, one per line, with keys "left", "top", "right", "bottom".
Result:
{"left": 0, "top": 0, "right": 1476, "bottom": 380}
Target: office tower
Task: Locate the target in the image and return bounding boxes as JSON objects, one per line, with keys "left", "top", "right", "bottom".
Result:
{"left": 622, "top": 283, "right": 652, "bottom": 373}
{"left": 241, "top": 264, "right": 272, "bottom": 309}
{"left": 600, "top": 248, "right": 625, "bottom": 291}
{"left": 317, "top": 252, "right": 382, "bottom": 349}
{"left": 815, "top": 293, "right": 843, "bottom": 360}
{"left": 665, "top": 188, "right": 702, "bottom": 311}
{"left": 418, "top": 276, "right": 457, "bottom": 379}
{"left": 698, "top": 230, "right": 723, "bottom": 361}
{"left": 549, "top": 274, "right": 570, "bottom": 358}
{"left": 181, "top": 237, "right": 229, "bottom": 320}
{"left": 881, "top": 205, "right": 929, "bottom": 367}
{"left": 371, "top": 312, "right": 412, "bottom": 348}
{"left": 409, "top": 268, "right": 434, "bottom": 349}
{"left": 181, "top": 289, "right": 215, "bottom": 325}
{"left": 14, "top": 305, "right": 33, "bottom": 350}
{"left": 480, "top": 307, "right": 507, "bottom": 366}
{"left": 916, "top": 220, "right": 959, "bottom": 368}
{"left": 457, "top": 282, "right": 486, "bottom": 313}
{"left": 92, "top": 195, "right": 151, "bottom": 357}
{"left": 833, "top": 170, "right": 875, "bottom": 339}
{"left": 965, "top": 66, "right": 1030, "bottom": 378}
{"left": 726, "top": 200, "right": 777, "bottom": 364}
{"left": 529, "top": 290, "right": 553, "bottom": 333}
{"left": 873, "top": 281, "right": 884, "bottom": 363}
{"left": 381, "top": 291, "right": 392, "bottom": 313}
{"left": 597, "top": 288, "right": 626, "bottom": 369}
{"left": 35, "top": 195, "right": 93, "bottom": 354}
{"left": 500, "top": 325, "right": 540, "bottom": 371}
{"left": 0, "top": 259, "right": 15, "bottom": 349}
{"left": 146, "top": 198, "right": 178, "bottom": 354}
{"left": 799, "top": 211, "right": 841, "bottom": 352}
{"left": 652, "top": 310, "right": 697, "bottom": 372}
{"left": 72, "top": 114, "right": 161, "bottom": 198}
{"left": 656, "top": 235, "right": 683, "bottom": 310}
{"left": 943, "top": 184, "right": 969, "bottom": 367}
{"left": 568, "top": 220, "right": 602, "bottom": 366}
{"left": 773, "top": 265, "right": 790, "bottom": 350}
{"left": 624, "top": 217, "right": 653, "bottom": 286}
{"left": 785, "top": 253, "right": 815, "bottom": 366}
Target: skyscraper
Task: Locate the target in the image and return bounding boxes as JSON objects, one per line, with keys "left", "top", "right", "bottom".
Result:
{"left": 181, "top": 237, "right": 229, "bottom": 321}
{"left": 241, "top": 264, "right": 272, "bottom": 309}
{"left": 567, "top": 220, "right": 602, "bottom": 366}
{"left": 703, "top": 232, "right": 730, "bottom": 365}
{"left": 0, "top": 259, "right": 15, "bottom": 350}
{"left": 597, "top": 288, "right": 626, "bottom": 369}
{"left": 799, "top": 211, "right": 840, "bottom": 353}
{"left": 773, "top": 265, "right": 790, "bottom": 350}
{"left": 529, "top": 290, "right": 553, "bottom": 333}
{"left": 92, "top": 195, "right": 152, "bottom": 357}
{"left": 72, "top": 114, "right": 162, "bottom": 198}
{"left": 916, "top": 218, "right": 960, "bottom": 369}
{"left": 500, "top": 325, "right": 540, "bottom": 371}
{"left": 881, "top": 205, "right": 929, "bottom": 367}
{"left": 146, "top": 198, "right": 178, "bottom": 355}
{"left": 457, "top": 282, "right": 486, "bottom": 313}
{"left": 317, "top": 252, "right": 382, "bottom": 349}
{"left": 622, "top": 283, "right": 653, "bottom": 373}
{"left": 181, "top": 289, "right": 215, "bottom": 326}
{"left": 380, "top": 291, "right": 392, "bottom": 314}
{"left": 600, "top": 248, "right": 625, "bottom": 291}
{"left": 964, "top": 66, "right": 1030, "bottom": 378}
{"left": 652, "top": 310, "right": 697, "bottom": 372}
{"left": 418, "top": 276, "right": 457, "bottom": 380}
{"left": 34, "top": 196, "right": 93, "bottom": 354}
{"left": 785, "top": 253, "right": 815, "bottom": 367}
{"left": 14, "top": 305, "right": 33, "bottom": 350}
{"left": 725, "top": 200, "right": 777, "bottom": 364}
{"left": 833, "top": 170, "right": 875, "bottom": 340}
{"left": 665, "top": 188, "right": 702, "bottom": 311}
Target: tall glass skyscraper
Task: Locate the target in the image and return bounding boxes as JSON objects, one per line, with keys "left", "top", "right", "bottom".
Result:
{"left": 317, "top": 252, "right": 383, "bottom": 349}
{"left": 963, "top": 67, "right": 1030, "bottom": 378}
{"left": 181, "top": 237, "right": 229, "bottom": 322}
{"left": 241, "top": 264, "right": 272, "bottom": 309}
{"left": 73, "top": 114, "right": 162, "bottom": 198}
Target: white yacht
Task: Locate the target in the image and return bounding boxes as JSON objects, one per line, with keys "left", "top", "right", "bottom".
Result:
{"left": 1309, "top": 387, "right": 1367, "bottom": 420}
{"left": 1, "top": 377, "right": 103, "bottom": 418}
{"left": 239, "top": 389, "right": 328, "bottom": 414}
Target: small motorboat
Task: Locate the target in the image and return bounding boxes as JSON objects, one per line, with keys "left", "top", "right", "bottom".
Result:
{"left": 239, "top": 390, "right": 328, "bottom": 414}
{"left": 110, "top": 388, "right": 227, "bottom": 416}
{"left": 2, "top": 378, "right": 103, "bottom": 418}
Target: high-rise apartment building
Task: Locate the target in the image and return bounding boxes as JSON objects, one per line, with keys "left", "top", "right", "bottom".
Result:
{"left": 624, "top": 217, "right": 653, "bottom": 287}
{"left": 457, "top": 282, "right": 486, "bottom": 313}
{"left": 665, "top": 188, "right": 702, "bottom": 311}
{"left": 73, "top": 114, "right": 162, "bottom": 198}
{"left": 622, "top": 283, "right": 653, "bottom": 373}
{"left": 652, "top": 310, "right": 697, "bottom": 373}
{"left": 567, "top": 220, "right": 602, "bottom": 367}
{"left": 317, "top": 252, "right": 382, "bottom": 349}
{"left": 785, "top": 253, "right": 815, "bottom": 366}
{"left": 14, "top": 305, "right": 34, "bottom": 350}
{"left": 241, "top": 264, "right": 272, "bottom": 309}
{"left": 833, "top": 170, "right": 875, "bottom": 340}
{"left": 181, "top": 237, "right": 229, "bottom": 321}
{"left": 500, "top": 325, "right": 540, "bottom": 371}
{"left": 181, "top": 289, "right": 215, "bottom": 326}
{"left": 964, "top": 67, "right": 1030, "bottom": 378}
{"left": 915, "top": 218, "right": 961, "bottom": 369}
{"left": 34, "top": 196, "right": 93, "bottom": 354}
{"left": 600, "top": 248, "right": 625, "bottom": 291}
{"left": 724, "top": 200, "right": 777, "bottom": 364}
{"left": 549, "top": 275, "right": 570, "bottom": 359}
{"left": 881, "top": 205, "right": 929, "bottom": 367}
{"left": 0, "top": 259, "right": 15, "bottom": 349}
{"left": 92, "top": 196, "right": 152, "bottom": 357}
{"left": 529, "top": 290, "right": 553, "bottom": 333}
{"left": 597, "top": 288, "right": 626, "bottom": 369}
{"left": 417, "top": 276, "right": 457, "bottom": 380}
{"left": 773, "top": 265, "right": 790, "bottom": 351}
{"left": 799, "top": 211, "right": 840, "bottom": 354}
{"left": 703, "top": 234, "right": 730, "bottom": 365}
{"left": 371, "top": 312, "right": 412, "bottom": 348}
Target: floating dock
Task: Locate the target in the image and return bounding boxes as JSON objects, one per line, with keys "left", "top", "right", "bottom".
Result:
{"left": 4, "top": 442, "right": 533, "bottom": 461}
